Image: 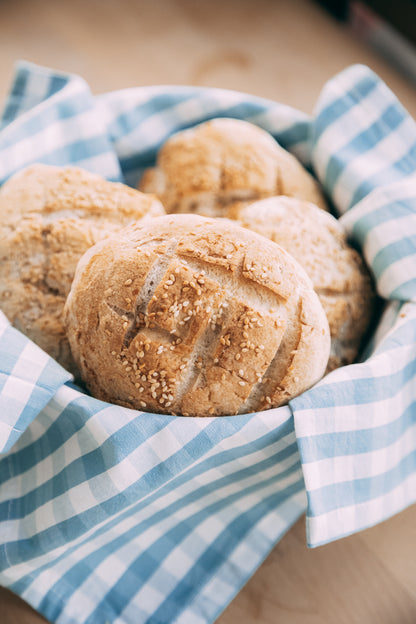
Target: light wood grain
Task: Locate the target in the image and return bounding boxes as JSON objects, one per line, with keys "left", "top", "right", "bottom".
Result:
{"left": 219, "top": 509, "right": 416, "bottom": 624}
{"left": 0, "top": 0, "right": 415, "bottom": 622}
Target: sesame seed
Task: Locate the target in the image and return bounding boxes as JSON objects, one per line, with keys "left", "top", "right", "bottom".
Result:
{"left": 140, "top": 401, "right": 147, "bottom": 408}
{"left": 124, "top": 279, "right": 132, "bottom": 286}
{"left": 235, "top": 353, "right": 241, "bottom": 361}
{"left": 239, "top": 381, "right": 246, "bottom": 386}
{"left": 238, "top": 369, "right": 244, "bottom": 376}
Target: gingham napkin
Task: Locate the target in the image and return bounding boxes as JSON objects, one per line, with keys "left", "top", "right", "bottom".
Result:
{"left": 0, "top": 61, "right": 415, "bottom": 624}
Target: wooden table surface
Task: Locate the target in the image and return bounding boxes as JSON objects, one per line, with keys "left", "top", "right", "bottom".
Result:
{"left": 0, "top": 1, "right": 415, "bottom": 622}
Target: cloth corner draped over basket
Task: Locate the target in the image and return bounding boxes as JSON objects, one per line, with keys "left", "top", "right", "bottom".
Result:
{"left": 0, "top": 60, "right": 416, "bottom": 624}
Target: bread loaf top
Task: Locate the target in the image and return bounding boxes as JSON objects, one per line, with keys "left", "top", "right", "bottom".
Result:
{"left": 0, "top": 163, "right": 164, "bottom": 231}
{"left": 65, "top": 213, "right": 330, "bottom": 416}
{"left": 139, "top": 118, "right": 328, "bottom": 216}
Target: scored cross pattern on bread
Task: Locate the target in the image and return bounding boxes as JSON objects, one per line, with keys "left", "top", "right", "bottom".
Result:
{"left": 65, "top": 215, "right": 330, "bottom": 416}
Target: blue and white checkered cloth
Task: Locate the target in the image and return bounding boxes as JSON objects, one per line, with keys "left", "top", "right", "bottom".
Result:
{"left": 0, "top": 61, "right": 415, "bottom": 624}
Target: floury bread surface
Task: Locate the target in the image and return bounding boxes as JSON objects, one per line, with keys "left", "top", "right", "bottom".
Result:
{"left": 65, "top": 214, "right": 331, "bottom": 416}
{"left": 0, "top": 164, "right": 164, "bottom": 230}
{"left": 227, "top": 197, "right": 375, "bottom": 371}
{"left": 0, "top": 164, "right": 165, "bottom": 375}
{"left": 139, "top": 118, "right": 328, "bottom": 216}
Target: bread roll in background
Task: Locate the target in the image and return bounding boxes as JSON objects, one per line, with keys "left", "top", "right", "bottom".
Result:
{"left": 139, "top": 118, "right": 328, "bottom": 216}
{"left": 64, "top": 214, "right": 331, "bottom": 417}
{"left": 227, "top": 196, "right": 375, "bottom": 371}
{"left": 0, "top": 164, "right": 165, "bottom": 375}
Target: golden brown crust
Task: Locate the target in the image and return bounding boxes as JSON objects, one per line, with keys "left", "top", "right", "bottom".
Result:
{"left": 0, "top": 163, "right": 164, "bottom": 230}
{"left": 138, "top": 118, "right": 328, "bottom": 215}
{"left": 228, "top": 196, "right": 375, "bottom": 371}
{"left": 65, "top": 214, "right": 330, "bottom": 416}
{"left": 0, "top": 164, "right": 165, "bottom": 375}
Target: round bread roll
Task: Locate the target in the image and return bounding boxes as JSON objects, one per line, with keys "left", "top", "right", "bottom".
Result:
{"left": 139, "top": 118, "right": 328, "bottom": 216}
{"left": 64, "top": 214, "right": 331, "bottom": 416}
{"left": 227, "top": 197, "right": 375, "bottom": 371}
{"left": 0, "top": 164, "right": 165, "bottom": 375}
{"left": 0, "top": 163, "right": 164, "bottom": 230}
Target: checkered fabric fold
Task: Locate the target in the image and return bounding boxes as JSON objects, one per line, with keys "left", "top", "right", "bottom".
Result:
{"left": 0, "top": 61, "right": 415, "bottom": 623}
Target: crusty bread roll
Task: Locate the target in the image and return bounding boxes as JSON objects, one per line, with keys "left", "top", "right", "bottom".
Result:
{"left": 0, "top": 164, "right": 165, "bottom": 375}
{"left": 64, "top": 214, "right": 331, "bottom": 416}
{"left": 139, "top": 118, "right": 328, "bottom": 216}
{"left": 227, "top": 197, "right": 375, "bottom": 371}
{"left": 0, "top": 163, "right": 164, "bottom": 230}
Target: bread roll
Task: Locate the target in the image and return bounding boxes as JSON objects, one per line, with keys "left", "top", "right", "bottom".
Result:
{"left": 139, "top": 118, "right": 328, "bottom": 216}
{"left": 0, "top": 163, "right": 164, "bottom": 230}
{"left": 227, "top": 196, "right": 375, "bottom": 371}
{"left": 0, "top": 164, "right": 165, "bottom": 375}
{"left": 65, "top": 214, "right": 330, "bottom": 416}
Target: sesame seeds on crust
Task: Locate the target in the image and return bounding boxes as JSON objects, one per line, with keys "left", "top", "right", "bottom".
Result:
{"left": 65, "top": 213, "right": 330, "bottom": 416}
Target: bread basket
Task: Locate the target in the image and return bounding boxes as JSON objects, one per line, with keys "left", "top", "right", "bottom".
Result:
{"left": 0, "top": 61, "right": 415, "bottom": 624}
